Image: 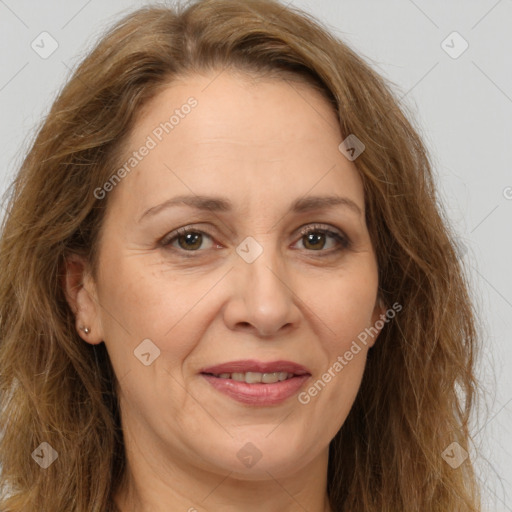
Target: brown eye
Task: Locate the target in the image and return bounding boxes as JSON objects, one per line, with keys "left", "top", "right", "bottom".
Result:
{"left": 161, "top": 227, "right": 215, "bottom": 251}
{"left": 302, "top": 231, "right": 327, "bottom": 250}
{"left": 176, "top": 232, "right": 203, "bottom": 250}
{"left": 295, "top": 224, "right": 350, "bottom": 253}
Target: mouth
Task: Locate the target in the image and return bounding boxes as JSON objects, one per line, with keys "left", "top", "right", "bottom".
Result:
{"left": 201, "top": 371, "right": 296, "bottom": 384}
{"left": 199, "top": 359, "right": 310, "bottom": 376}
{"left": 199, "top": 360, "right": 311, "bottom": 406}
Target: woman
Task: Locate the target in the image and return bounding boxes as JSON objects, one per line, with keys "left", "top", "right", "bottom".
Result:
{"left": 0, "top": 0, "right": 481, "bottom": 510}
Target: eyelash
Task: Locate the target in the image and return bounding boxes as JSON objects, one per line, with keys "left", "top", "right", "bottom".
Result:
{"left": 159, "top": 223, "right": 351, "bottom": 256}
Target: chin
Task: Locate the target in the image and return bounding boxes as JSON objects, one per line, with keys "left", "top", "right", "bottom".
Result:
{"left": 195, "top": 433, "right": 321, "bottom": 480}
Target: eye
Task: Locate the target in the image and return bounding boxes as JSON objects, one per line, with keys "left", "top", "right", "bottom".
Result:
{"left": 160, "top": 223, "right": 350, "bottom": 255}
{"left": 294, "top": 223, "right": 350, "bottom": 253}
{"left": 160, "top": 226, "right": 216, "bottom": 252}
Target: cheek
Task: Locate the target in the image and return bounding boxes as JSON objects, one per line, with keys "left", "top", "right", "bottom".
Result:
{"left": 98, "top": 249, "right": 198, "bottom": 337}
{"left": 96, "top": 250, "right": 223, "bottom": 378}
{"left": 307, "top": 259, "right": 379, "bottom": 350}
{"left": 300, "top": 260, "right": 378, "bottom": 410}
{"left": 96, "top": 253, "right": 209, "bottom": 415}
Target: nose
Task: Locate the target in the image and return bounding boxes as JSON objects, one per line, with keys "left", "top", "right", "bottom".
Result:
{"left": 222, "top": 240, "right": 302, "bottom": 338}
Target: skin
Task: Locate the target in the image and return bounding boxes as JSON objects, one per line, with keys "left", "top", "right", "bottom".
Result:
{"left": 64, "top": 68, "right": 385, "bottom": 512}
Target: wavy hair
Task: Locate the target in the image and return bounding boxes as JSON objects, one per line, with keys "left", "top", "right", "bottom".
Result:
{"left": 0, "top": 0, "right": 481, "bottom": 510}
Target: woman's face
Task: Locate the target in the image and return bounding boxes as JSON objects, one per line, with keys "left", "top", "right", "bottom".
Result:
{"left": 78, "top": 70, "right": 384, "bottom": 481}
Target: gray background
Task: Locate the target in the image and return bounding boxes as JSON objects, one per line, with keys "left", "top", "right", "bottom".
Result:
{"left": 0, "top": 0, "right": 510, "bottom": 509}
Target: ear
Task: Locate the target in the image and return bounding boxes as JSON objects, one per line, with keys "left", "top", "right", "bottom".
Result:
{"left": 62, "top": 252, "right": 104, "bottom": 345}
{"left": 367, "top": 294, "right": 388, "bottom": 348}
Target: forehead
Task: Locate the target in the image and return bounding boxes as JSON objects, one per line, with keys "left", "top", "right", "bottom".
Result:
{"left": 136, "top": 69, "right": 339, "bottom": 144}
{"left": 106, "top": 70, "right": 364, "bottom": 218}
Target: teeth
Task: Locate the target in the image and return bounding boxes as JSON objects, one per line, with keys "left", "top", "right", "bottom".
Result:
{"left": 262, "top": 372, "right": 279, "bottom": 383}
{"left": 245, "top": 372, "right": 263, "bottom": 384}
{"left": 213, "top": 371, "right": 294, "bottom": 383}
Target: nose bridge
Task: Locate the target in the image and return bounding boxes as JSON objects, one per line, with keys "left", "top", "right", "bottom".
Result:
{"left": 231, "top": 232, "right": 299, "bottom": 336}
{"left": 243, "top": 234, "right": 283, "bottom": 293}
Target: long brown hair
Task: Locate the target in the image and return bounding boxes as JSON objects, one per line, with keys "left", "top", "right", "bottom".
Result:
{"left": 0, "top": 0, "right": 481, "bottom": 510}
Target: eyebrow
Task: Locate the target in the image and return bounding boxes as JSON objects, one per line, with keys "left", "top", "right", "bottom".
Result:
{"left": 138, "top": 194, "right": 362, "bottom": 222}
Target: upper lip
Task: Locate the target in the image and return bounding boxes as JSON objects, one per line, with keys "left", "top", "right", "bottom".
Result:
{"left": 200, "top": 359, "right": 311, "bottom": 376}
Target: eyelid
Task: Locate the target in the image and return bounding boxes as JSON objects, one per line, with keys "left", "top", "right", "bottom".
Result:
{"left": 297, "top": 222, "right": 341, "bottom": 237}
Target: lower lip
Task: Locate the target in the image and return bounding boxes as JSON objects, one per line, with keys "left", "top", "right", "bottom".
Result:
{"left": 201, "top": 374, "right": 310, "bottom": 405}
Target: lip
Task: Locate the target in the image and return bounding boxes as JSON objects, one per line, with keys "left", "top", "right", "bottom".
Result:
{"left": 199, "top": 359, "right": 311, "bottom": 406}
{"left": 200, "top": 359, "right": 310, "bottom": 376}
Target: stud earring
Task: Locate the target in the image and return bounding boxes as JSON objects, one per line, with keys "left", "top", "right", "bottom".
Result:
{"left": 80, "top": 326, "right": 90, "bottom": 334}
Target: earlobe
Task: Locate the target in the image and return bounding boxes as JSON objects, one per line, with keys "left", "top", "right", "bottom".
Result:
{"left": 377, "top": 296, "right": 387, "bottom": 315}
{"left": 62, "top": 253, "right": 104, "bottom": 345}
{"left": 368, "top": 295, "right": 388, "bottom": 348}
